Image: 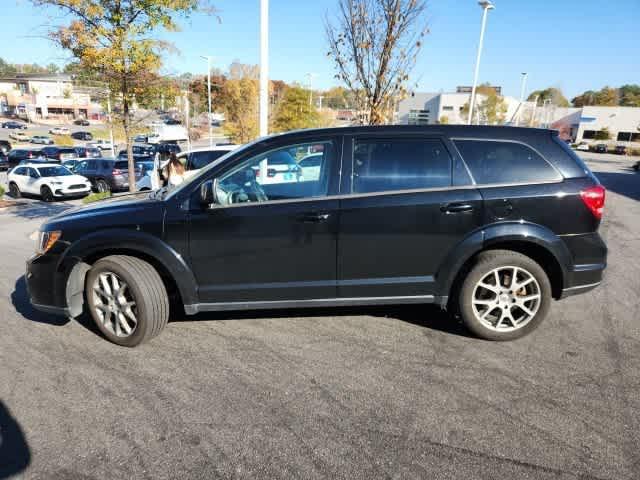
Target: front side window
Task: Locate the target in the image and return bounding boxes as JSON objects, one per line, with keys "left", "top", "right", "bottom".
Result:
{"left": 454, "top": 140, "right": 561, "bottom": 185}
{"left": 352, "top": 138, "right": 452, "bottom": 194}
{"left": 215, "top": 141, "right": 334, "bottom": 206}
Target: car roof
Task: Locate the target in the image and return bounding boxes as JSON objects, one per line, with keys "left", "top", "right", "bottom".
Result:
{"left": 20, "top": 162, "right": 60, "bottom": 167}
{"left": 177, "top": 145, "right": 239, "bottom": 157}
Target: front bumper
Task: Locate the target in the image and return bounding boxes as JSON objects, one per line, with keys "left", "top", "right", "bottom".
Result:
{"left": 26, "top": 252, "right": 68, "bottom": 315}
{"left": 53, "top": 185, "right": 92, "bottom": 197}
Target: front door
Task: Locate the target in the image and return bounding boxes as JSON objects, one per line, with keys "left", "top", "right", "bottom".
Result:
{"left": 188, "top": 138, "right": 341, "bottom": 304}
{"left": 338, "top": 135, "right": 484, "bottom": 299}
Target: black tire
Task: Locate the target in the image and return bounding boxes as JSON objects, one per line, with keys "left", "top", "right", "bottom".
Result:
{"left": 85, "top": 255, "right": 169, "bottom": 347}
{"left": 41, "top": 185, "right": 54, "bottom": 202}
{"left": 96, "top": 179, "right": 110, "bottom": 193}
{"left": 8, "top": 182, "right": 21, "bottom": 198}
{"left": 458, "top": 250, "right": 552, "bottom": 341}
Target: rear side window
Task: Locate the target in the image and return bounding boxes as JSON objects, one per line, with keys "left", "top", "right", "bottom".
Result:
{"left": 454, "top": 140, "right": 560, "bottom": 185}
{"left": 352, "top": 138, "right": 451, "bottom": 194}
{"left": 188, "top": 150, "right": 229, "bottom": 170}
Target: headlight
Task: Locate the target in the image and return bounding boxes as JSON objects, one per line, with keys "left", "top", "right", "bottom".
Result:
{"left": 36, "top": 230, "right": 61, "bottom": 255}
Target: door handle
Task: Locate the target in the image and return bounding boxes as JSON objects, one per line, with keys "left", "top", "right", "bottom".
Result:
{"left": 440, "top": 203, "right": 474, "bottom": 214}
{"left": 298, "top": 213, "right": 330, "bottom": 223}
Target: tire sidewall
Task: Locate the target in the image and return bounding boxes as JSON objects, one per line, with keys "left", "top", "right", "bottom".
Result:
{"left": 41, "top": 186, "right": 54, "bottom": 202}
{"left": 9, "top": 182, "right": 20, "bottom": 198}
{"left": 86, "top": 258, "right": 152, "bottom": 347}
{"left": 459, "top": 253, "right": 552, "bottom": 341}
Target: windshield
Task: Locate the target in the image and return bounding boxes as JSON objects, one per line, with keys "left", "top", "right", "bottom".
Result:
{"left": 38, "top": 166, "right": 72, "bottom": 177}
{"left": 165, "top": 142, "right": 255, "bottom": 200}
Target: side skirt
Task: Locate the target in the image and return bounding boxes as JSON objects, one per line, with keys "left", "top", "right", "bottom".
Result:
{"left": 184, "top": 295, "right": 441, "bottom": 315}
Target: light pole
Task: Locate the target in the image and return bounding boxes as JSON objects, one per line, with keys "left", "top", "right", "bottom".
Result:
{"left": 259, "top": 0, "right": 269, "bottom": 137}
{"left": 200, "top": 55, "right": 214, "bottom": 147}
{"left": 467, "top": 0, "right": 495, "bottom": 125}
{"left": 516, "top": 72, "right": 527, "bottom": 126}
{"left": 306, "top": 73, "right": 317, "bottom": 106}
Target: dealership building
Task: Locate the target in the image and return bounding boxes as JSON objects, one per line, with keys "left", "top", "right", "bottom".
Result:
{"left": 551, "top": 106, "right": 640, "bottom": 144}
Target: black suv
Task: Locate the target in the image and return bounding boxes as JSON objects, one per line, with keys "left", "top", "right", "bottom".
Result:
{"left": 27, "top": 126, "right": 607, "bottom": 346}
{"left": 73, "top": 158, "right": 142, "bottom": 192}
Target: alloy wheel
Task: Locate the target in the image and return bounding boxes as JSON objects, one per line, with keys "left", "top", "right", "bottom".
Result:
{"left": 92, "top": 271, "right": 138, "bottom": 338}
{"left": 471, "top": 266, "right": 541, "bottom": 332}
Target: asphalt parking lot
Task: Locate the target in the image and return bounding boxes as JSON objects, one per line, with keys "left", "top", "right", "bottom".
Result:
{"left": 0, "top": 152, "right": 639, "bottom": 479}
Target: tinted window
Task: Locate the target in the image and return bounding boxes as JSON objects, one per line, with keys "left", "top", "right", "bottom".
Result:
{"left": 189, "top": 151, "right": 229, "bottom": 170}
{"left": 352, "top": 138, "right": 451, "bottom": 194}
{"left": 114, "top": 160, "right": 129, "bottom": 170}
{"left": 13, "top": 167, "right": 26, "bottom": 175}
{"left": 454, "top": 140, "right": 560, "bottom": 185}
{"left": 39, "top": 166, "right": 72, "bottom": 177}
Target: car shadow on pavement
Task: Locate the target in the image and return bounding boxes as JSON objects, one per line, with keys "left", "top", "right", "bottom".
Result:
{"left": 0, "top": 401, "right": 31, "bottom": 479}
{"left": 11, "top": 276, "right": 70, "bottom": 326}
{"left": 593, "top": 170, "right": 640, "bottom": 202}
{"left": 4, "top": 200, "right": 73, "bottom": 220}
{"left": 172, "top": 303, "right": 471, "bottom": 338}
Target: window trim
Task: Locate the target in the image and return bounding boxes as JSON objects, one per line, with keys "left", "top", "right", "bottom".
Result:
{"left": 450, "top": 137, "right": 564, "bottom": 186}
{"left": 349, "top": 135, "right": 454, "bottom": 195}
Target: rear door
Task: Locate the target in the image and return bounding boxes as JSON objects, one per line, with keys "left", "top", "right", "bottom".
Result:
{"left": 337, "top": 134, "right": 483, "bottom": 299}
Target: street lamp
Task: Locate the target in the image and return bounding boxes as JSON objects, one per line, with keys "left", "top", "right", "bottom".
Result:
{"left": 200, "top": 55, "right": 214, "bottom": 147}
{"left": 516, "top": 72, "right": 528, "bottom": 126}
{"left": 467, "top": 0, "right": 495, "bottom": 125}
{"left": 259, "top": 0, "right": 269, "bottom": 137}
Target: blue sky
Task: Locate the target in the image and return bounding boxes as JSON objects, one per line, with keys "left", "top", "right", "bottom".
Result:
{"left": 3, "top": 0, "right": 639, "bottom": 100}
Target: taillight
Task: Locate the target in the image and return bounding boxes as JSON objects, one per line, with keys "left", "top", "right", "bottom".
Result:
{"left": 580, "top": 185, "right": 605, "bottom": 220}
{"left": 112, "top": 168, "right": 124, "bottom": 175}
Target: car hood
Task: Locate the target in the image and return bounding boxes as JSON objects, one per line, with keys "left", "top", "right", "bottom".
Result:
{"left": 43, "top": 191, "right": 162, "bottom": 232}
{"left": 50, "top": 174, "right": 88, "bottom": 184}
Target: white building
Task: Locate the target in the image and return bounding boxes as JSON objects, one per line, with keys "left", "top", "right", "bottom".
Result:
{"left": 397, "top": 90, "right": 534, "bottom": 126}
{"left": 551, "top": 106, "right": 640, "bottom": 144}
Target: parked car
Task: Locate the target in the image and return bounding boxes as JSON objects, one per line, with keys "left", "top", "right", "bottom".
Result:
{"left": 40, "top": 146, "right": 79, "bottom": 161}
{"left": 2, "top": 121, "right": 27, "bottom": 129}
{"left": 614, "top": 145, "right": 627, "bottom": 155}
{"left": 298, "top": 153, "right": 323, "bottom": 181}
{"left": 71, "top": 131, "right": 93, "bottom": 141}
{"left": 136, "top": 145, "right": 238, "bottom": 191}
{"left": 7, "top": 163, "right": 91, "bottom": 201}
{"left": 73, "top": 158, "right": 143, "bottom": 192}
{"left": 134, "top": 134, "right": 148, "bottom": 143}
{"left": 74, "top": 146, "right": 102, "bottom": 158}
{"left": 155, "top": 142, "right": 182, "bottom": 160}
{"left": 88, "top": 139, "right": 114, "bottom": 151}
{"left": 0, "top": 140, "right": 12, "bottom": 155}
{"left": 0, "top": 154, "right": 9, "bottom": 171}
{"left": 31, "top": 135, "right": 55, "bottom": 145}
{"left": 6, "top": 148, "right": 43, "bottom": 168}
{"left": 594, "top": 143, "right": 608, "bottom": 153}
{"left": 250, "top": 149, "right": 303, "bottom": 184}
{"left": 117, "top": 144, "right": 156, "bottom": 162}
{"left": 62, "top": 159, "right": 81, "bottom": 172}
{"left": 575, "top": 142, "right": 590, "bottom": 151}
{"left": 73, "top": 118, "right": 90, "bottom": 126}
{"left": 9, "top": 131, "right": 30, "bottom": 142}
{"left": 26, "top": 126, "right": 608, "bottom": 347}
{"left": 49, "top": 127, "right": 71, "bottom": 135}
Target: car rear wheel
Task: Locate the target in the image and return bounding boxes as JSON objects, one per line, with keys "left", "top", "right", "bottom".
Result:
{"left": 86, "top": 255, "right": 169, "bottom": 347}
{"left": 41, "top": 186, "right": 54, "bottom": 202}
{"left": 458, "top": 250, "right": 551, "bottom": 341}
{"left": 96, "top": 179, "right": 110, "bottom": 193}
{"left": 9, "top": 182, "right": 21, "bottom": 198}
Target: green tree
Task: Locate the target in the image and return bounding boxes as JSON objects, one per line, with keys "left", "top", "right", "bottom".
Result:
{"left": 619, "top": 84, "right": 640, "bottom": 107}
{"left": 571, "top": 90, "right": 597, "bottom": 107}
{"left": 32, "top": 0, "right": 212, "bottom": 191}
{"left": 0, "top": 58, "right": 17, "bottom": 75}
{"left": 221, "top": 77, "right": 259, "bottom": 144}
{"left": 594, "top": 87, "right": 618, "bottom": 106}
{"left": 272, "top": 86, "right": 321, "bottom": 132}
{"left": 461, "top": 84, "right": 507, "bottom": 125}
{"left": 46, "top": 63, "right": 60, "bottom": 74}
{"left": 527, "top": 87, "right": 569, "bottom": 107}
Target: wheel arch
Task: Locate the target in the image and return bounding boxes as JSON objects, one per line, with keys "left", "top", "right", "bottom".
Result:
{"left": 60, "top": 229, "right": 198, "bottom": 317}
{"left": 437, "top": 222, "right": 571, "bottom": 303}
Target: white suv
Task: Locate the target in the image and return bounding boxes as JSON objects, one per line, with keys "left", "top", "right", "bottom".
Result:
{"left": 7, "top": 163, "right": 92, "bottom": 201}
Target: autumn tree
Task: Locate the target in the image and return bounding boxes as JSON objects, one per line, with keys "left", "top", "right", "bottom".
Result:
{"left": 461, "top": 84, "right": 507, "bottom": 125}
{"left": 619, "top": 84, "right": 640, "bottom": 107}
{"left": 221, "top": 77, "right": 259, "bottom": 144}
{"left": 527, "top": 87, "right": 569, "bottom": 107}
{"left": 272, "top": 86, "right": 321, "bottom": 133}
{"left": 325, "top": 0, "right": 428, "bottom": 124}
{"left": 32, "top": 0, "right": 212, "bottom": 191}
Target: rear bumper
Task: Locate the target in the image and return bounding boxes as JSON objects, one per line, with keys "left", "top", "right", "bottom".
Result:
{"left": 559, "top": 232, "right": 607, "bottom": 299}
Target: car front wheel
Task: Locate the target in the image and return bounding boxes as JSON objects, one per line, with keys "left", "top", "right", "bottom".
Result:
{"left": 9, "top": 182, "right": 21, "bottom": 198}
{"left": 41, "top": 186, "right": 54, "bottom": 202}
{"left": 458, "top": 250, "right": 551, "bottom": 341}
{"left": 86, "top": 255, "right": 169, "bottom": 347}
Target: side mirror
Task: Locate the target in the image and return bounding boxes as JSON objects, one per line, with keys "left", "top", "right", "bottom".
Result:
{"left": 200, "top": 178, "right": 218, "bottom": 207}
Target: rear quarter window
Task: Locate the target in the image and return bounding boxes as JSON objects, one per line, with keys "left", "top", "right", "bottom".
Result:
{"left": 454, "top": 139, "right": 561, "bottom": 185}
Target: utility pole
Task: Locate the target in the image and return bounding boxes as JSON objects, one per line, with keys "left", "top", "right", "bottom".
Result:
{"left": 468, "top": 1, "right": 495, "bottom": 125}
{"left": 200, "top": 55, "right": 214, "bottom": 148}
{"left": 259, "top": 0, "right": 269, "bottom": 137}
{"left": 306, "top": 73, "right": 317, "bottom": 106}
